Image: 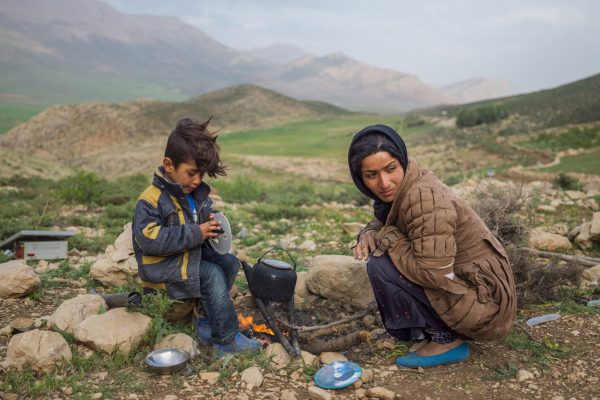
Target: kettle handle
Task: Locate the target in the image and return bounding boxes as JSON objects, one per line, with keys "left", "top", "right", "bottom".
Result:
{"left": 257, "top": 248, "right": 296, "bottom": 271}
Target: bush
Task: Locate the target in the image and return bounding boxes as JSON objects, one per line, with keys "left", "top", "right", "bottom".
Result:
{"left": 553, "top": 173, "right": 582, "bottom": 191}
{"left": 58, "top": 170, "right": 107, "bottom": 206}
{"left": 456, "top": 105, "right": 508, "bottom": 128}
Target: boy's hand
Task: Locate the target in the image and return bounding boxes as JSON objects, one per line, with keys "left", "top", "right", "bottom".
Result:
{"left": 200, "top": 213, "right": 222, "bottom": 238}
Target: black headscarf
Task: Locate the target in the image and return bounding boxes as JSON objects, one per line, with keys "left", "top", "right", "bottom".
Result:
{"left": 348, "top": 124, "right": 409, "bottom": 222}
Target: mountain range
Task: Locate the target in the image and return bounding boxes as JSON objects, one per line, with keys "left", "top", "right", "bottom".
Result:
{"left": 0, "top": 0, "right": 510, "bottom": 112}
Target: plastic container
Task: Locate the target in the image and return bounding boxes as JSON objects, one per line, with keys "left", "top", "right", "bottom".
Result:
{"left": 525, "top": 313, "right": 561, "bottom": 327}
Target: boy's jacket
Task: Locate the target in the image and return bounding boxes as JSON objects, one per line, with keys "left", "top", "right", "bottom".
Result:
{"left": 132, "top": 167, "right": 216, "bottom": 299}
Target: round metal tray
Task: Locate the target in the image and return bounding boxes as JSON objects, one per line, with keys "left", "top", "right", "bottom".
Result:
{"left": 145, "top": 348, "right": 190, "bottom": 374}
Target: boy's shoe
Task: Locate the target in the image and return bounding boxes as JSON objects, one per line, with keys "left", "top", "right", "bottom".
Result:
{"left": 395, "top": 342, "right": 470, "bottom": 369}
{"left": 196, "top": 317, "right": 214, "bottom": 345}
{"left": 213, "top": 332, "right": 262, "bottom": 356}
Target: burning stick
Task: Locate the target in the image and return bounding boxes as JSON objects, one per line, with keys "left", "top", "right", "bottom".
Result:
{"left": 254, "top": 297, "right": 301, "bottom": 358}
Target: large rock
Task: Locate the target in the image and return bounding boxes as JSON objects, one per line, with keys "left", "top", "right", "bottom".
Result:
{"left": 591, "top": 212, "right": 600, "bottom": 239}
{"left": 579, "top": 264, "right": 600, "bottom": 289}
{"left": 89, "top": 254, "right": 139, "bottom": 287}
{"left": 89, "top": 223, "right": 139, "bottom": 287}
{"left": 49, "top": 294, "right": 107, "bottom": 334}
{"left": 241, "top": 366, "right": 263, "bottom": 388}
{"left": 306, "top": 255, "right": 374, "bottom": 309}
{"left": 154, "top": 333, "right": 198, "bottom": 358}
{"left": 266, "top": 343, "right": 291, "bottom": 368}
{"left": 574, "top": 222, "right": 593, "bottom": 250}
{"left": 528, "top": 228, "right": 572, "bottom": 251}
{"left": 74, "top": 308, "right": 152, "bottom": 355}
{"left": 0, "top": 261, "right": 41, "bottom": 298}
{"left": 6, "top": 330, "right": 72, "bottom": 373}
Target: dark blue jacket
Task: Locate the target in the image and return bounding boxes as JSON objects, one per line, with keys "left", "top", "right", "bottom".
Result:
{"left": 132, "top": 167, "right": 216, "bottom": 299}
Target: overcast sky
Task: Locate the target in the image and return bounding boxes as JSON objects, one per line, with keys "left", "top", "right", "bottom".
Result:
{"left": 103, "top": 0, "right": 600, "bottom": 94}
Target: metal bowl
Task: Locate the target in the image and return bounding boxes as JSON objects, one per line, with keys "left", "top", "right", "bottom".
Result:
{"left": 145, "top": 348, "right": 190, "bottom": 374}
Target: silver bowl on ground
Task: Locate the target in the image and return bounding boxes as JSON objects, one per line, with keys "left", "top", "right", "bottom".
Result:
{"left": 144, "top": 348, "right": 190, "bottom": 374}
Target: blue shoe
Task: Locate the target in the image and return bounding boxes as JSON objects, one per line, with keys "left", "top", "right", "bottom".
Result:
{"left": 196, "top": 317, "right": 214, "bottom": 345}
{"left": 395, "top": 342, "right": 470, "bottom": 368}
{"left": 213, "top": 332, "right": 262, "bottom": 355}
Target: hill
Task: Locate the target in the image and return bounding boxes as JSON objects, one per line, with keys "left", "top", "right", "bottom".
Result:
{"left": 0, "top": 85, "right": 354, "bottom": 177}
{"left": 433, "top": 73, "right": 600, "bottom": 127}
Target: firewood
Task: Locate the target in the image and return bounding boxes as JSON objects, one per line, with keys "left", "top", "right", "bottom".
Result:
{"left": 307, "top": 322, "right": 353, "bottom": 341}
{"left": 302, "top": 330, "right": 371, "bottom": 354}
{"left": 278, "top": 302, "right": 377, "bottom": 332}
{"left": 519, "top": 247, "right": 600, "bottom": 267}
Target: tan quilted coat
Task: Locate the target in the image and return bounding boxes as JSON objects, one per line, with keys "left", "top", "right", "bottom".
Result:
{"left": 364, "top": 158, "right": 517, "bottom": 340}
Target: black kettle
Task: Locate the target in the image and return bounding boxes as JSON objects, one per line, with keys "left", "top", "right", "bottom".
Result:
{"left": 241, "top": 248, "right": 297, "bottom": 303}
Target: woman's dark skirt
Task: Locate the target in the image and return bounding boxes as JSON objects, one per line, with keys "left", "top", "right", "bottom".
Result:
{"left": 366, "top": 254, "right": 453, "bottom": 342}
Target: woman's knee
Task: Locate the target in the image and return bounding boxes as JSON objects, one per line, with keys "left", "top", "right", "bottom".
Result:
{"left": 367, "top": 256, "right": 398, "bottom": 283}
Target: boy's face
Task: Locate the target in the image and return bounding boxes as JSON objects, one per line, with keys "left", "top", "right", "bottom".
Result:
{"left": 163, "top": 157, "right": 203, "bottom": 194}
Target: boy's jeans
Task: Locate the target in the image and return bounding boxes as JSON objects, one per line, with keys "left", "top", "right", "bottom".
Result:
{"left": 198, "top": 246, "right": 240, "bottom": 344}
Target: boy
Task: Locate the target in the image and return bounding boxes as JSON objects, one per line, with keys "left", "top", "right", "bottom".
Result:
{"left": 132, "top": 117, "right": 260, "bottom": 354}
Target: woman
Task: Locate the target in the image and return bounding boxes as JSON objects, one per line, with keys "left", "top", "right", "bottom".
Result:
{"left": 348, "top": 124, "right": 516, "bottom": 368}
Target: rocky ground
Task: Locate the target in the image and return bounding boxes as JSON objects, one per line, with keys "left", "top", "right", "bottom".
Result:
{"left": 1, "top": 176, "right": 600, "bottom": 400}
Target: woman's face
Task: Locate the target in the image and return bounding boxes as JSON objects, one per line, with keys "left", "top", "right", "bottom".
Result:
{"left": 361, "top": 151, "right": 405, "bottom": 203}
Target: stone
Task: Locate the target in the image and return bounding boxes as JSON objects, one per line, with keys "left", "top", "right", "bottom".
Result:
{"left": 342, "top": 222, "right": 364, "bottom": 237}
{"left": 49, "top": 294, "right": 107, "bottom": 334}
{"left": 537, "top": 205, "right": 556, "bottom": 213}
{"left": 362, "top": 314, "right": 376, "bottom": 326}
{"left": 0, "top": 325, "right": 14, "bottom": 336}
{"left": 280, "top": 389, "right": 298, "bottom": 400}
{"left": 574, "top": 222, "right": 593, "bottom": 249}
{"left": 579, "top": 264, "right": 600, "bottom": 289}
{"left": 89, "top": 254, "right": 139, "bottom": 287}
{"left": 73, "top": 308, "right": 151, "bottom": 355}
{"left": 591, "top": 212, "right": 600, "bottom": 238}
{"left": 6, "top": 329, "right": 72, "bottom": 373}
{"left": 319, "top": 352, "right": 347, "bottom": 364}
{"left": 366, "top": 387, "right": 396, "bottom": 400}
{"left": 360, "top": 368, "right": 374, "bottom": 383}
{"left": 10, "top": 317, "right": 34, "bottom": 333}
{"left": 241, "top": 366, "right": 263, "bottom": 388}
{"left": 266, "top": 343, "right": 291, "bottom": 368}
{"left": 516, "top": 369, "right": 534, "bottom": 382}
{"left": 306, "top": 255, "right": 375, "bottom": 309}
{"left": 528, "top": 228, "right": 572, "bottom": 251}
{"left": 294, "top": 271, "right": 310, "bottom": 299}
{"left": 199, "top": 371, "right": 220, "bottom": 385}
{"left": 154, "top": 333, "right": 199, "bottom": 358}
{"left": 301, "top": 350, "right": 319, "bottom": 367}
{"left": 545, "top": 223, "right": 569, "bottom": 236}
{"left": 308, "top": 386, "right": 332, "bottom": 400}
{"left": 355, "top": 388, "right": 367, "bottom": 399}
{"left": 565, "top": 190, "right": 586, "bottom": 201}
{"left": 299, "top": 240, "right": 317, "bottom": 251}
{"left": 0, "top": 261, "right": 41, "bottom": 298}
{"left": 114, "top": 223, "right": 134, "bottom": 254}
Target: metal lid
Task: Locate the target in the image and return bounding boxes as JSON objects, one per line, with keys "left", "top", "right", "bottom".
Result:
{"left": 262, "top": 258, "right": 293, "bottom": 270}
{"left": 207, "top": 212, "right": 232, "bottom": 255}
{"left": 314, "top": 361, "right": 362, "bottom": 389}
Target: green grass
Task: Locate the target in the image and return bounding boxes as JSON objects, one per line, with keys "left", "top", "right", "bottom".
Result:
{"left": 219, "top": 116, "right": 408, "bottom": 162}
{"left": 542, "top": 151, "right": 600, "bottom": 175}
{"left": 0, "top": 102, "right": 46, "bottom": 133}
{"left": 520, "top": 125, "right": 600, "bottom": 152}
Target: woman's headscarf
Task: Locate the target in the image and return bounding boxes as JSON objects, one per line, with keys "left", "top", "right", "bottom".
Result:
{"left": 348, "top": 124, "right": 408, "bottom": 222}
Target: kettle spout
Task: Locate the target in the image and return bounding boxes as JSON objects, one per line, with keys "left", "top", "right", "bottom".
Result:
{"left": 241, "top": 261, "right": 253, "bottom": 285}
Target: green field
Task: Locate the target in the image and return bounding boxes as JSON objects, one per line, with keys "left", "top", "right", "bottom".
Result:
{"left": 219, "top": 116, "right": 422, "bottom": 162}
{"left": 543, "top": 151, "right": 600, "bottom": 175}
{"left": 0, "top": 102, "right": 46, "bottom": 133}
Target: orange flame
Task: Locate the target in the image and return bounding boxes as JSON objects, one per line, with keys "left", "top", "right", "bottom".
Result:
{"left": 237, "top": 312, "right": 275, "bottom": 336}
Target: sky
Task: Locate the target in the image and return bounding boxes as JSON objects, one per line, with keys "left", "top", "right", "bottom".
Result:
{"left": 103, "top": 0, "right": 600, "bottom": 94}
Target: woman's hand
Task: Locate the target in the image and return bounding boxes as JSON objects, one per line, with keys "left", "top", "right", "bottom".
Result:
{"left": 199, "top": 213, "right": 222, "bottom": 238}
{"left": 354, "top": 230, "right": 377, "bottom": 260}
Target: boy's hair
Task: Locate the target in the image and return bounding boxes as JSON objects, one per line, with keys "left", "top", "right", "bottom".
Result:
{"left": 164, "top": 117, "right": 227, "bottom": 178}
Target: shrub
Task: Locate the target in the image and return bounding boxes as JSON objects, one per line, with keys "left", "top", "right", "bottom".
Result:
{"left": 456, "top": 105, "right": 508, "bottom": 128}
{"left": 58, "top": 170, "right": 107, "bottom": 206}
{"left": 553, "top": 172, "right": 582, "bottom": 191}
